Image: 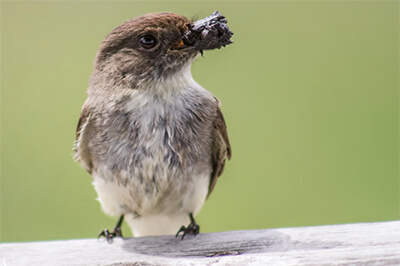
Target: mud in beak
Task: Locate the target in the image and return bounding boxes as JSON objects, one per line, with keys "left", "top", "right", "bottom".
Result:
{"left": 176, "top": 11, "right": 233, "bottom": 52}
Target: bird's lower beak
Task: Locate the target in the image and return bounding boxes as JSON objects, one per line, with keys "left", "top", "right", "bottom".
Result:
{"left": 175, "top": 11, "right": 233, "bottom": 52}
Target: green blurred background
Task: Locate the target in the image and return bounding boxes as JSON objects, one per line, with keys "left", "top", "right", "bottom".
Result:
{"left": 1, "top": 1, "right": 398, "bottom": 242}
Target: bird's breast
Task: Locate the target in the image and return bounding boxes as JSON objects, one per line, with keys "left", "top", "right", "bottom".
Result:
{"left": 95, "top": 87, "right": 217, "bottom": 184}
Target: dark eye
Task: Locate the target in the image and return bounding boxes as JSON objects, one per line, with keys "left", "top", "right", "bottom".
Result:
{"left": 139, "top": 35, "right": 157, "bottom": 49}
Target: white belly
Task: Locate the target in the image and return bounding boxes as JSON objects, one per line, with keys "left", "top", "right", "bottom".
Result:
{"left": 126, "top": 213, "right": 190, "bottom": 237}
{"left": 93, "top": 171, "right": 210, "bottom": 236}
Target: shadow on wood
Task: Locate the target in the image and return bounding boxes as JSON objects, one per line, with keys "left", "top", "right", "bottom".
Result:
{"left": 120, "top": 229, "right": 342, "bottom": 258}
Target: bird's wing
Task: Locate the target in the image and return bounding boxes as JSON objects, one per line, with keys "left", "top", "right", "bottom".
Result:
{"left": 74, "top": 105, "right": 94, "bottom": 174}
{"left": 208, "top": 105, "right": 232, "bottom": 197}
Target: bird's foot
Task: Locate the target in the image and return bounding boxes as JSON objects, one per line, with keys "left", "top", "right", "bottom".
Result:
{"left": 176, "top": 213, "right": 200, "bottom": 240}
{"left": 98, "top": 226, "right": 123, "bottom": 244}
{"left": 176, "top": 223, "right": 200, "bottom": 240}
{"left": 98, "top": 215, "right": 124, "bottom": 244}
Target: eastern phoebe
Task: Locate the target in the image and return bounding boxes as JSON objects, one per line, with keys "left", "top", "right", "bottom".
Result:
{"left": 74, "top": 11, "right": 232, "bottom": 242}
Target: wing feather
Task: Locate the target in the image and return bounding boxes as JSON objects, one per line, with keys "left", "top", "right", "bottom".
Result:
{"left": 74, "top": 105, "right": 94, "bottom": 174}
{"left": 208, "top": 106, "right": 232, "bottom": 197}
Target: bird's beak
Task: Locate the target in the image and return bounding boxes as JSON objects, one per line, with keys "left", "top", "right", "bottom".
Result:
{"left": 175, "top": 40, "right": 186, "bottom": 49}
{"left": 174, "top": 11, "right": 233, "bottom": 52}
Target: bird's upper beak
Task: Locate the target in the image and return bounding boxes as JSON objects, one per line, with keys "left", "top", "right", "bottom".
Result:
{"left": 173, "top": 11, "right": 233, "bottom": 52}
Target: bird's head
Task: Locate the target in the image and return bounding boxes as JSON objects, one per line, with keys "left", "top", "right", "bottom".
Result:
{"left": 92, "top": 12, "right": 233, "bottom": 89}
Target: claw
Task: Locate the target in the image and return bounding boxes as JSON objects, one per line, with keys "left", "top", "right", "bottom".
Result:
{"left": 98, "top": 229, "right": 107, "bottom": 240}
{"left": 97, "top": 215, "right": 124, "bottom": 244}
{"left": 114, "top": 226, "right": 123, "bottom": 237}
{"left": 175, "top": 213, "right": 200, "bottom": 240}
{"left": 98, "top": 228, "right": 121, "bottom": 244}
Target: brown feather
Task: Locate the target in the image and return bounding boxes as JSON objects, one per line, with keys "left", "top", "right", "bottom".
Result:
{"left": 75, "top": 105, "right": 89, "bottom": 141}
{"left": 74, "top": 105, "right": 93, "bottom": 174}
{"left": 208, "top": 107, "right": 232, "bottom": 197}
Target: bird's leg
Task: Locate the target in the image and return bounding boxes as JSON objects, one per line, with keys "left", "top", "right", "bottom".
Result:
{"left": 176, "top": 213, "right": 200, "bottom": 240}
{"left": 98, "top": 215, "right": 124, "bottom": 243}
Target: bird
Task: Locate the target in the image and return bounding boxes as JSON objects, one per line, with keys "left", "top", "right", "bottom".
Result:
{"left": 74, "top": 11, "right": 232, "bottom": 242}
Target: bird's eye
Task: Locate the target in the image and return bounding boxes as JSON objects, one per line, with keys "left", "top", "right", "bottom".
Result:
{"left": 139, "top": 35, "right": 157, "bottom": 49}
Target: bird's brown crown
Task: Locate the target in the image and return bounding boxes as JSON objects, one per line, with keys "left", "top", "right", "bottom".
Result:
{"left": 95, "top": 13, "right": 191, "bottom": 64}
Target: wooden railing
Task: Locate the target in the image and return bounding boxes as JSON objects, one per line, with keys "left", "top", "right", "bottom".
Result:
{"left": 1, "top": 221, "right": 399, "bottom": 265}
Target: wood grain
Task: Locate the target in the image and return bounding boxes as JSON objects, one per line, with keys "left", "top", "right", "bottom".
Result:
{"left": 1, "top": 221, "right": 399, "bottom": 265}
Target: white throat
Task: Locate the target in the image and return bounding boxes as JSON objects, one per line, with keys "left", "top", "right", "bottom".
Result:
{"left": 146, "top": 62, "right": 200, "bottom": 97}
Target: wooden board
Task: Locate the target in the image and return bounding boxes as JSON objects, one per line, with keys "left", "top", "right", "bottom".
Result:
{"left": 1, "top": 221, "right": 399, "bottom": 265}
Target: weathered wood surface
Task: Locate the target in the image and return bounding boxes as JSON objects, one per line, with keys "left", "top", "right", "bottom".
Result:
{"left": 1, "top": 221, "right": 399, "bottom": 265}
